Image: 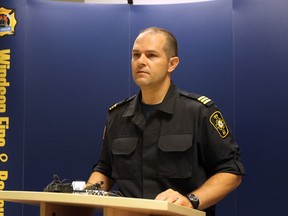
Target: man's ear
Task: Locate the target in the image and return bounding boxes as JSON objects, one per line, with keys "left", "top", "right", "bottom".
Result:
{"left": 168, "top": 57, "right": 180, "bottom": 73}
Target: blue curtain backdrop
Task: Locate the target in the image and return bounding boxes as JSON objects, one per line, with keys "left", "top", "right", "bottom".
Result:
{"left": 234, "top": 0, "right": 288, "bottom": 215}
{"left": 1, "top": 0, "right": 288, "bottom": 215}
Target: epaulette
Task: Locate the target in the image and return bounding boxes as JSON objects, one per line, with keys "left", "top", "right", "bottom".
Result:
{"left": 108, "top": 95, "right": 136, "bottom": 112}
{"left": 180, "top": 90, "right": 214, "bottom": 107}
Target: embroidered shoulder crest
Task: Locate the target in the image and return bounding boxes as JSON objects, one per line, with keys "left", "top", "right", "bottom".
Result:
{"left": 209, "top": 111, "right": 229, "bottom": 138}
{"left": 180, "top": 91, "right": 214, "bottom": 107}
{"left": 108, "top": 95, "right": 135, "bottom": 112}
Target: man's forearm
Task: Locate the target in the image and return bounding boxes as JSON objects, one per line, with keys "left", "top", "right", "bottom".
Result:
{"left": 86, "top": 171, "right": 113, "bottom": 191}
{"left": 192, "top": 172, "right": 242, "bottom": 210}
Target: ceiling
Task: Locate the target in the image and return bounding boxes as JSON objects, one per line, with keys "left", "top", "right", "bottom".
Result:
{"left": 54, "top": 0, "right": 214, "bottom": 5}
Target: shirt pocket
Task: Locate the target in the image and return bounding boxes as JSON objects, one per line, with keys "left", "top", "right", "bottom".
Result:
{"left": 111, "top": 137, "right": 138, "bottom": 179}
{"left": 158, "top": 134, "right": 193, "bottom": 178}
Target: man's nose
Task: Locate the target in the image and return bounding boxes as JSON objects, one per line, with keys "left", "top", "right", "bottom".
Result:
{"left": 137, "top": 54, "right": 147, "bottom": 65}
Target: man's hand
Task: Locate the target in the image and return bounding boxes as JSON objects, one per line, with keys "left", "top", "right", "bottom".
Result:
{"left": 155, "top": 189, "right": 192, "bottom": 208}
{"left": 86, "top": 172, "right": 113, "bottom": 191}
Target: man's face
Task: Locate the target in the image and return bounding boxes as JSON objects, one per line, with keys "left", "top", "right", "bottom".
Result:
{"left": 131, "top": 32, "right": 172, "bottom": 89}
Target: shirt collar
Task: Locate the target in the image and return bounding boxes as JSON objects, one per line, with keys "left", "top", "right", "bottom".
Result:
{"left": 122, "top": 83, "right": 177, "bottom": 117}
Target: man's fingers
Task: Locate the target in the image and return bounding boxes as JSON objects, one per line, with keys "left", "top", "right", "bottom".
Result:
{"left": 155, "top": 189, "right": 191, "bottom": 207}
{"left": 155, "top": 189, "right": 180, "bottom": 203}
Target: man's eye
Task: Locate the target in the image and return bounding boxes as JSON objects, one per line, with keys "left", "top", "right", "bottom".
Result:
{"left": 132, "top": 53, "right": 140, "bottom": 59}
{"left": 148, "top": 54, "right": 157, "bottom": 58}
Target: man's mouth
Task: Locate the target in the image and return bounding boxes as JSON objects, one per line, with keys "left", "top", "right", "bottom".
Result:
{"left": 137, "top": 70, "right": 148, "bottom": 74}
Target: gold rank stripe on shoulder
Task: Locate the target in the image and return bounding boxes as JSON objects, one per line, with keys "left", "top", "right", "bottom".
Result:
{"left": 109, "top": 103, "right": 118, "bottom": 111}
{"left": 108, "top": 95, "right": 136, "bottom": 112}
{"left": 198, "top": 96, "right": 211, "bottom": 105}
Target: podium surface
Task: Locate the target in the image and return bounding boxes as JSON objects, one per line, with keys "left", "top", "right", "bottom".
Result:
{"left": 0, "top": 190, "right": 205, "bottom": 216}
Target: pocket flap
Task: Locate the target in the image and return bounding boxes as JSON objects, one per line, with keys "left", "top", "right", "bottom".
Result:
{"left": 112, "top": 137, "right": 138, "bottom": 155}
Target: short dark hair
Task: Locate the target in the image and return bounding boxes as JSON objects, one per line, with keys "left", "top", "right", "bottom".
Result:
{"left": 139, "top": 27, "right": 178, "bottom": 58}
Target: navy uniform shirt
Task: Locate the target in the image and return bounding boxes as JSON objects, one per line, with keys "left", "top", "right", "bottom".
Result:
{"left": 93, "top": 83, "right": 245, "bottom": 215}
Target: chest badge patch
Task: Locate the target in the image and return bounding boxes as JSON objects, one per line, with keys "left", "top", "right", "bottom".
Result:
{"left": 209, "top": 111, "right": 229, "bottom": 138}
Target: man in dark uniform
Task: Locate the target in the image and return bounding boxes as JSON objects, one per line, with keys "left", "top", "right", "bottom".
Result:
{"left": 87, "top": 27, "right": 245, "bottom": 216}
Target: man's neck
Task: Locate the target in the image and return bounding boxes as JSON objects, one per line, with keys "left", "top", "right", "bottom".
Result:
{"left": 140, "top": 81, "right": 171, "bottom": 105}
